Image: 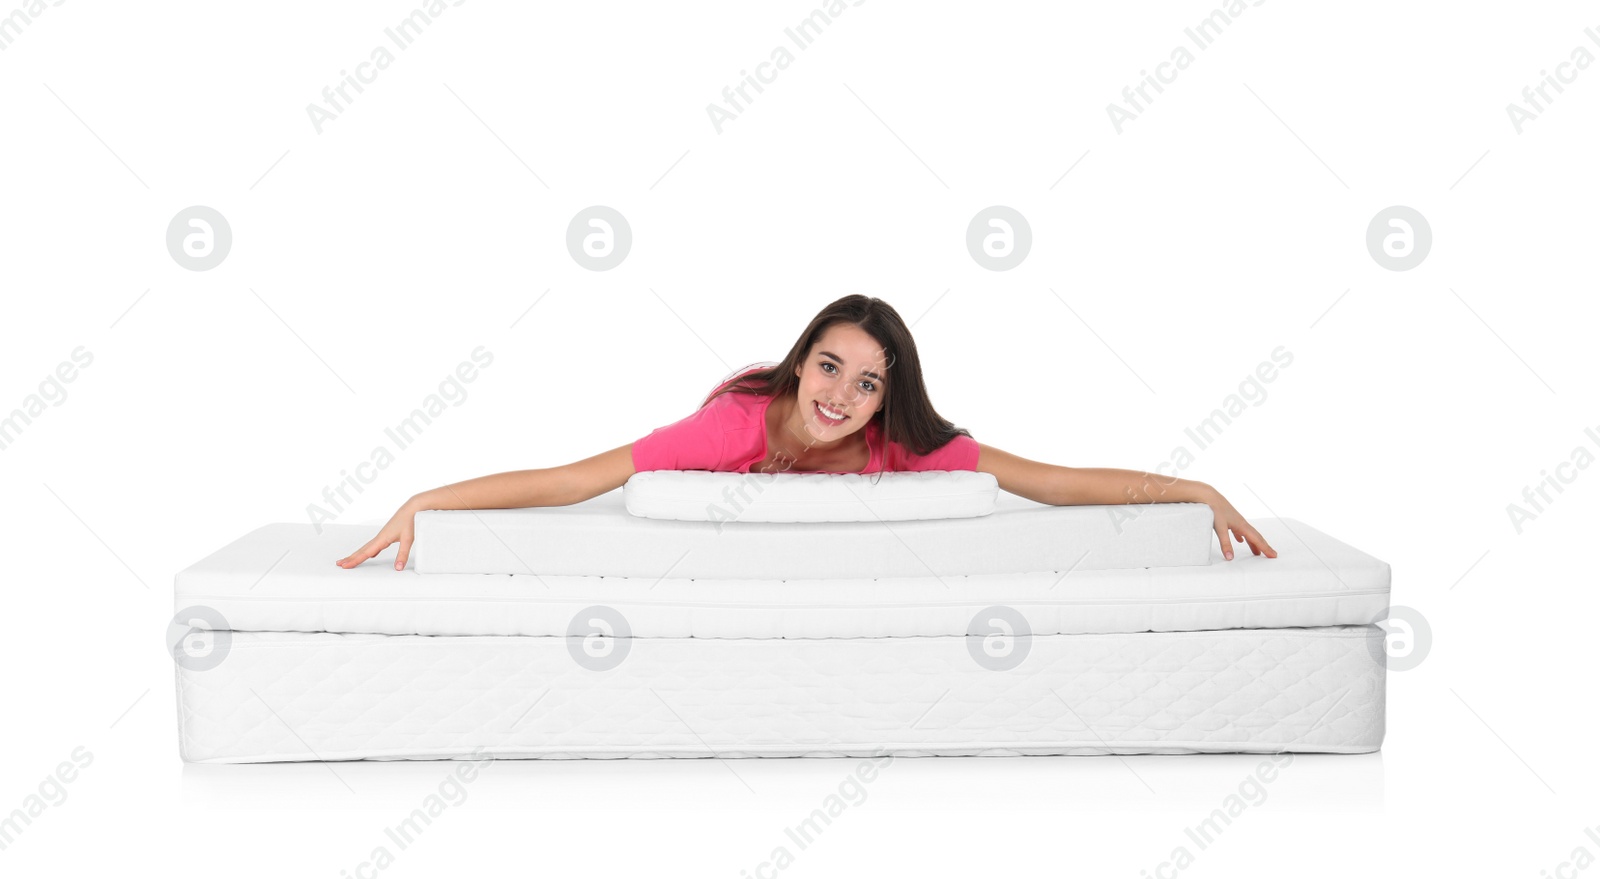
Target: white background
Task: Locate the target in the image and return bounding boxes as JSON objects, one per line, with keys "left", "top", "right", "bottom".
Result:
{"left": 3, "top": 0, "right": 1597, "bottom": 875}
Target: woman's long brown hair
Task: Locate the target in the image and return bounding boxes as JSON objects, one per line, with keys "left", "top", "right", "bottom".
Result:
{"left": 701, "top": 295, "right": 973, "bottom": 473}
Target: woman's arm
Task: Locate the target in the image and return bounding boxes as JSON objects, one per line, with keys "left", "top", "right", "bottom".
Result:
{"left": 974, "top": 443, "right": 1277, "bottom": 560}
{"left": 336, "top": 443, "right": 638, "bottom": 570}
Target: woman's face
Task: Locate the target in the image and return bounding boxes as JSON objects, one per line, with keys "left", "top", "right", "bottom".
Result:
{"left": 792, "top": 323, "right": 890, "bottom": 442}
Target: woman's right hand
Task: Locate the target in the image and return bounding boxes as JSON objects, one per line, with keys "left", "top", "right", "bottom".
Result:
{"left": 336, "top": 496, "right": 424, "bottom": 571}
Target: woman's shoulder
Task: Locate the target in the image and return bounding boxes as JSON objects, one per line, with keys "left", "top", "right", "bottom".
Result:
{"left": 634, "top": 373, "right": 767, "bottom": 472}
{"left": 702, "top": 386, "right": 765, "bottom": 421}
{"left": 882, "top": 431, "right": 980, "bottom": 472}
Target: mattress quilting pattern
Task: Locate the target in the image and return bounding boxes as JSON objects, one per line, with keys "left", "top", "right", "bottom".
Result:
{"left": 176, "top": 626, "right": 1385, "bottom": 762}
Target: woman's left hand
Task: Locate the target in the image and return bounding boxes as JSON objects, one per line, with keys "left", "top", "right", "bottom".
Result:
{"left": 1198, "top": 487, "right": 1277, "bottom": 561}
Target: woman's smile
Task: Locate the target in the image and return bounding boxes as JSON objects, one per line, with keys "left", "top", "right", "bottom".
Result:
{"left": 813, "top": 400, "right": 848, "bottom": 426}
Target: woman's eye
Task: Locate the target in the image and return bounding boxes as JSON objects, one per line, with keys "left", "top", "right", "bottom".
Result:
{"left": 820, "top": 361, "right": 873, "bottom": 392}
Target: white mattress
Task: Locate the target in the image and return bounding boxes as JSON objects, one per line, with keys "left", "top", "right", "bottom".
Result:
{"left": 175, "top": 516, "right": 1388, "bottom": 639}
{"left": 175, "top": 625, "right": 1385, "bottom": 762}
{"left": 173, "top": 503, "right": 1390, "bottom": 762}
{"left": 411, "top": 489, "right": 1215, "bottom": 578}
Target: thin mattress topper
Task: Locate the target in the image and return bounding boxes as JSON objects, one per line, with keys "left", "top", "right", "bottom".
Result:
{"left": 411, "top": 488, "right": 1216, "bottom": 578}
{"left": 174, "top": 516, "right": 1391, "bottom": 639}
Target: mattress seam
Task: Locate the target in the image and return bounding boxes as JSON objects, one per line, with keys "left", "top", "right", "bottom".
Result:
{"left": 178, "top": 588, "right": 1391, "bottom": 607}
{"left": 189, "top": 743, "right": 1382, "bottom": 762}
{"left": 199, "top": 625, "right": 1384, "bottom": 646}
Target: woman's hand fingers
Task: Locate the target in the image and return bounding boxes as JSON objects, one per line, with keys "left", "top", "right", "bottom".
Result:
{"left": 1239, "top": 522, "right": 1277, "bottom": 558}
{"left": 1204, "top": 491, "right": 1279, "bottom": 562}
{"left": 337, "top": 501, "right": 423, "bottom": 570}
{"left": 1237, "top": 525, "right": 1258, "bottom": 555}
{"left": 1214, "top": 523, "right": 1233, "bottom": 561}
{"left": 337, "top": 531, "right": 395, "bottom": 569}
{"left": 335, "top": 540, "right": 367, "bottom": 568}
{"left": 394, "top": 525, "right": 415, "bottom": 571}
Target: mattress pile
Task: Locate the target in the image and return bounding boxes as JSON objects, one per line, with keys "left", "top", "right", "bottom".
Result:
{"left": 172, "top": 472, "right": 1391, "bottom": 762}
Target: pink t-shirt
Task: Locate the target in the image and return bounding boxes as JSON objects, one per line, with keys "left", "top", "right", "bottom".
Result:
{"left": 632, "top": 368, "right": 979, "bottom": 475}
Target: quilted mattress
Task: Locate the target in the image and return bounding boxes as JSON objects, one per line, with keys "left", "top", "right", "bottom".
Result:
{"left": 171, "top": 494, "right": 1392, "bottom": 762}
{"left": 177, "top": 627, "right": 1384, "bottom": 762}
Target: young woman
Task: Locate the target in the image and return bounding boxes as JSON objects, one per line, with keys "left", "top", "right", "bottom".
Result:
{"left": 337, "top": 295, "right": 1277, "bottom": 570}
